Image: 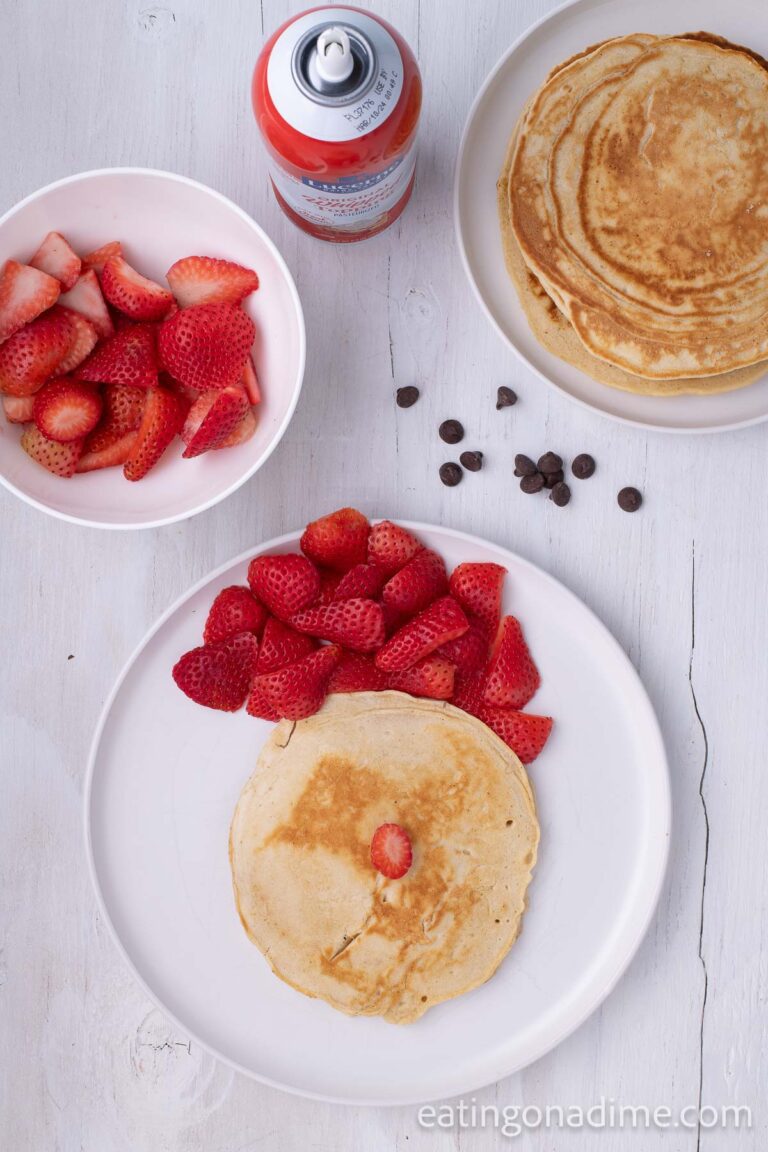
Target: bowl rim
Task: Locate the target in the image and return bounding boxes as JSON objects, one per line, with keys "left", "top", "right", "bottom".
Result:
{"left": 0, "top": 166, "right": 306, "bottom": 531}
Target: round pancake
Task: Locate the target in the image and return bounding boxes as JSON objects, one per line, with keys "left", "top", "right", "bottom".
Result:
{"left": 230, "top": 691, "right": 539, "bottom": 1024}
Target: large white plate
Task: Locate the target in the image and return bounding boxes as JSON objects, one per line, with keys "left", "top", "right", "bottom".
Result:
{"left": 85, "top": 523, "right": 669, "bottom": 1105}
{"left": 455, "top": 0, "right": 768, "bottom": 433}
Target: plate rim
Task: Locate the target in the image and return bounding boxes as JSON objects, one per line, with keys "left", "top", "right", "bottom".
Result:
{"left": 83, "top": 520, "right": 671, "bottom": 1105}
{"left": 453, "top": 0, "right": 768, "bottom": 436}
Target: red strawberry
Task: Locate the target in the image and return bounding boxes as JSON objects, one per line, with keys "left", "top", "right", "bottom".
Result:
{"left": 216, "top": 405, "right": 257, "bottom": 448}
{"left": 123, "top": 385, "right": 183, "bottom": 481}
{"left": 375, "top": 595, "right": 468, "bottom": 673}
{"left": 251, "top": 644, "right": 340, "bottom": 721}
{"left": 382, "top": 548, "right": 447, "bottom": 617}
{"left": 2, "top": 394, "right": 35, "bottom": 423}
{"left": 387, "top": 653, "right": 455, "bottom": 700}
{"left": 76, "top": 431, "right": 138, "bottom": 473}
{"left": 449, "top": 563, "right": 507, "bottom": 635}
{"left": 58, "top": 270, "right": 114, "bottom": 339}
{"left": 172, "top": 631, "right": 258, "bottom": 712}
{"left": 245, "top": 682, "right": 281, "bottom": 721}
{"left": 158, "top": 302, "right": 255, "bottom": 391}
{"left": 77, "top": 324, "right": 158, "bottom": 388}
{"left": 451, "top": 672, "right": 485, "bottom": 717}
{"left": 367, "top": 520, "right": 423, "bottom": 574}
{"left": 300, "top": 507, "right": 370, "bottom": 573}
{"left": 370, "top": 823, "right": 412, "bottom": 879}
{"left": 380, "top": 600, "right": 403, "bottom": 635}
{"left": 316, "top": 570, "right": 342, "bottom": 605}
{"left": 482, "top": 616, "right": 540, "bottom": 709}
{"left": 0, "top": 260, "right": 60, "bottom": 344}
{"left": 478, "top": 707, "right": 553, "bottom": 764}
{"left": 33, "top": 378, "right": 102, "bottom": 443}
{"left": 327, "top": 650, "right": 387, "bottom": 694}
{"left": 55, "top": 308, "right": 99, "bottom": 374}
{"left": 181, "top": 385, "right": 249, "bottom": 458}
{"left": 29, "top": 231, "right": 81, "bottom": 290}
{"left": 20, "top": 424, "right": 83, "bottom": 477}
{"left": 242, "top": 355, "right": 261, "bottom": 404}
{"left": 247, "top": 554, "right": 320, "bottom": 620}
{"left": 439, "top": 617, "right": 489, "bottom": 676}
{"left": 84, "top": 383, "right": 146, "bottom": 453}
{"left": 291, "top": 598, "right": 386, "bottom": 652}
{"left": 166, "top": 256, "right": 259, "bottom": 308}
{"left": 256, "top": 617, "right": 316, "bottom": 673}
{"left": 0, "top": 310, "right": 72, "bottom": 396}
{"left": 203, "top": 585, "right": 267, "bottom": 644}
{"left": 81, "top": 240, "right": 122, "bottom": 274}
{"left": 332, "top": 562, "right": 387, "bottom": 601}
{"left": 101, "top": 255, "right": 174, "bottom": 321}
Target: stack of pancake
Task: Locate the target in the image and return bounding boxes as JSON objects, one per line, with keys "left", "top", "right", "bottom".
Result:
{"left": 498, "top": 33, "right": 768, "bottom": 395}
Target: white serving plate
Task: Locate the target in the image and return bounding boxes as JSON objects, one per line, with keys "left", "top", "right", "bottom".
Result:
{"left": 84, "top": 522, "right": 669, "bottom": 1104}
{"left": 455, "top": 0, "right": 768, "bottom": 433}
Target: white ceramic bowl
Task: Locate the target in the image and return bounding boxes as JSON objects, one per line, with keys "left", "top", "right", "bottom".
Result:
{"left": 0, "top": 168, "right": 305, "bottom": 528}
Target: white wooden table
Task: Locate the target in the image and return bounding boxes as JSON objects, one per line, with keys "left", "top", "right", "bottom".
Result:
{"left": 2, "top": 0, "right": 766, "bottom": 1147}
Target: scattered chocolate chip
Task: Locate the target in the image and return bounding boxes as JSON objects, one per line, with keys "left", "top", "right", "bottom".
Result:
{"left": 514, "top": 453, "right": 537, "bottom": 476}
{"left": 537, "top": 451, "right": 563, "bottom": 475}
{"left": 439, "top": 462, "right": 463, "bottom": 487}
{"left": 543, "top": 468, "right": 564, "bottom": 489}
{"left": 496, "top": 386, "right": 517, "bottom": 409}
{"left": 618, "top": 486, "right": 642, "bottom": 512}
{"left": 520, "top": 472, "right": 544, "bottom": 494}
{"left": 550, "top": 481, "right": 571, "bottom": 507}
{"left": 396, "top": 385, "right": 420, "bottom": 408}
{"left": 439, "top": 419, "right": 465, "bottom": 445}
{"left": 572, "top": 453, "right": 595, "bottom": 479}
{"left": 460, "top": 450, "right": 483, "bottom": 472}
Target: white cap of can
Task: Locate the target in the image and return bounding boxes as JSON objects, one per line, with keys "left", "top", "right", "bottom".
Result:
{"left": 315, "top": 27, "right": 354, "bottom": 84}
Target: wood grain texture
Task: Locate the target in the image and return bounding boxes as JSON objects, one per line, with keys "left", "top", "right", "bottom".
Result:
{"left": 0, "top": 0, "right": 765, "bottom": 1147}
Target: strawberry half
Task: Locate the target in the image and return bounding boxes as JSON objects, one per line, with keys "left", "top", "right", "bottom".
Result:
{"left": 300, "top": 507, "right": 370, "bottom": 573}
{"left": 20, "top": 424, "right": 83, "bottom": 477}
{"left": 58, "top": 270, "right": 114, "bottom": 339}
{"left": 29, "top": 231, "right": 81, "bottom": 290}
{"left": 482, "top": 616, "right": 540, "bottom": 709}
{"left": 33, "top": 378, "right": 102, "bottom": 443}
{"left": 76, "top": 431, "right": 138, "bottom": 473}
{"left": 251, "top": 644, "right": 340, "bottom": 721}
{"left": 291, "top": 598, "right": 386, "bottom": 653}
{"left": 381, "top": 548, "right": 447, "bottom": 617}
{"left": 242, "top": 355, "right": 261, "bottom": 405}
{"left": 439, "top": 617, "right": 489, "bottom": 676}
{"left": 181, "top": 385, "right": 249, "bottom": 458}
{"left": 0, "top": 260, "right": 60, "bottom": 344}
{"left": 123, "top": 384, "right": 183, "bottom": 481}
{"left": 55, "top": 308, "right": 99, "bottom": 374}
{"left": 387, "top": 653, "right": 455, "bottom": 700}
{"left": 101, "top": 255, "right": 174, "bottom": 321}
{"left": 84, "top": 382, "right": 146, "bottom": 453}
{"left": 248, "top": 554, "right": 320, "bottom": 621}
{"left": 0, "top": 310, "right": 72, "bottom": 396}
{"left": 451, "top": 672, "right": 485, "bottom": 717}
{"left": 172, "top": 631, "right": 258, "bottom": 712}
{"left": 449, "top": 563, "right": 507, "bottom": 635}
{"left": 2, "top": 394, "right": 35, "bottom": 423}
{"left": 332, "top": 562, "right": 387, "bottom": 601}
{"left": 367, "top": 520, "right": 423, "bottom": 574}
{"left": 327, "top": 650, "right": 387, "bottom": 694}
{"left": 478, "top": 707, "right": 553, "bottom": 764}
{"left": 255, "top": 617, "right": 316, "bottom": 673}
{"left": 158, "top": 302, "right": 255, "bottom": 391}
{"left": 375, "top": 595, "right": 468, "bottom": 673}
{"left": 370, "top": 823, "right": 412, "bottom": 880}
{"left": 77, "top": 324, "right": 158, "bottom": 388}
{"left": 166, "top": 256, "right": 259, "bottom": 308}
{"left": 203, "top": 586, "right": 267, "bottom": 644}
{"left": 81, "top": 240, "right": 123, "bottom": 274}
{"left": 216, "top": 405, "right": 257, "bottom": 449}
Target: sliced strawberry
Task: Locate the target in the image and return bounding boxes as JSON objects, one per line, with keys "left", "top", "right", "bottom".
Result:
{"left": 58, "top": 270, "right": 114, "bottom": 339}
{"left": 33, "top": 378, "right": 102, "bottom": 443}
{"left": 81, "top": 240, "right": 123, "bottom": 274}
{"left": 367, "top": 520, "right": 423, "bottom": 574}
{"left": 172, "top": 631, "right": 258, "bottom": 712}
{"left": 370, "top": 823, "right": 412, "bottom": 880}
{"left": 55, "top": 307, "right": 99, "bottom": 374}
{"left": 327, "top": 650, "right": 387, "bottom": 694}
{"left": 251, "top": 644, "right": 340, "bottom": 721}
{"left": 0, "top": 260, "right": 60, "bottom": 344}
{"left": 439, "top": 617, "right": 489, "bottom": 677}
{"left": 375, "top": 595, "right": 468, "bottom": 673}
{"left": 77, "top": 324, "right": 158, "bottom": 388}
{"left": 20, "top": 424, "right": 82, "bottom": 477}
{"left": 247, "top": 554, "right": 320, "bottom": 620}
{"left": 332, "top": 562, "right": 387, "bottom": 601}
{"left": 181, "top": 385, "right": 249, "bottom": 458}
{"left": 300, "top": 507, "right": 370, "bottom": 573}
{"left": 84, "top": 382, "right": 146, "bottom": 453}
{"left": 382, "top": 549, "right": 447, "bottom": 617}
{"left": 449, "top": 563, "right": 507, "bottom": 635}
{"left": 158, "top": 302, "right": 255, "bottom": 391}
{"left": 2, "top": 394, "right": 35, "bottom": 423}
{"left": 166, "top": 256, "right": 259, "bottom": 308}
{"left": 387, "top": 653, "right": 455, "bottom": 700}
{"left": 451, "top": 672, "right": 485, "bottom": 717}
{"left": 29, "top": 231, "right": 81, "bottom": 290}
{"left": 478, "top": 707, "right": 553, "bottom": 764}
{"left": 291, "top": 598, "right": 386, "bottom": 653}
{"left": 0, "top": 310, "right": 72, "bottom": 396}
{"left": 101, "top": 255, "right": 174, "bottom": 321}
{"left": 216, "top": 405, "right": 257, "bottom": 448}
{"left": 242, "top": 355, "right": 261, "bottom": 405}
{"left": 123, "top": 384, "right": 183, "bottom": 481}
{"left": 76, "top": 430, "right": 138, "bottom": 473}
{"left": 203, "top": 585, "right": 267, "bottom": 644}
{"left": 482, "top": 616, "right": 540, "bottom": 709}
{"left": 256, "top": 617, "right": 316, "bottom": 673}
{"left": 245, "top": 681, "right": 281, "bottom": 721}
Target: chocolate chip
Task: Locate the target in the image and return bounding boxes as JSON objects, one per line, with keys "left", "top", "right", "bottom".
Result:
{"left": 396, "top": 386, "right": 420, "bottom": 408}
{"left": 572, "top": 453, "right": 595, "bottom": 479}
{"left": 543, "top": 468, "right": 564, "bottom": 489}
{"left": 520, "top": 472, "right": 544, "bottom": 494}
{"left": 514, "top": 453, "right": 537, "bottom": 476}
{"left": 537, "top": 451, "right": 563, "bottom": 475}
{"left": 618, "top": 486, "right": 642, "bottom": 512}
{"left": 439, "top": 462, "right": 463, "bottom": 487}
{"left": 496, "top": 386, "right": 517, "bottom": 409}
{"left": 550, "top": 481, "right": 571, "bottom": 506}
{"left": 460, "top": 450, "right": 483, "bottom": 472}
{"left": 439, "top": 419, "right": 465, "bottom": 445}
